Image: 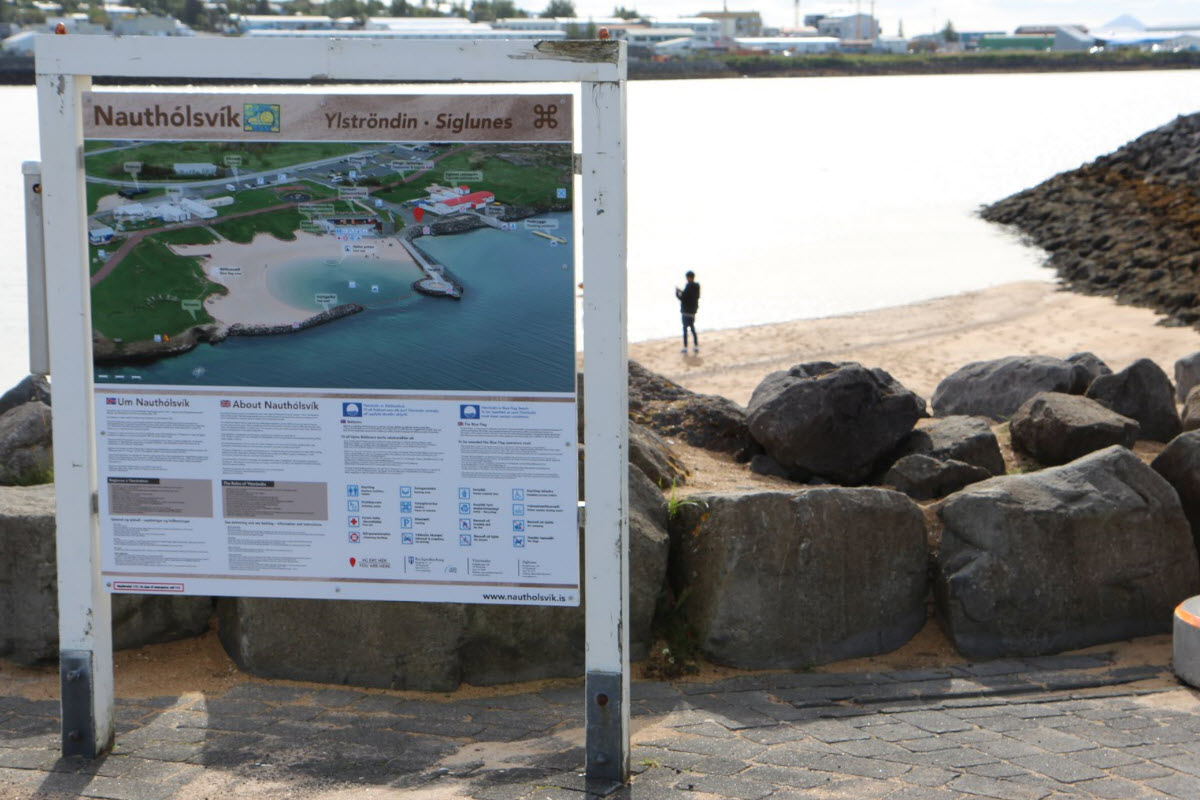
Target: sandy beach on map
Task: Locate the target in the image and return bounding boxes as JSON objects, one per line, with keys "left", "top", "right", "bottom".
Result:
{"left": 171, "top": 231, "right": 418, "bottom": 327}
{"left": 630, "top": 280, "right": 1200, "bottom": 408}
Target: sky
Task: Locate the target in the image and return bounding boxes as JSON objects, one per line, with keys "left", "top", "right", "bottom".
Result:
{"left": 565, "top": 0, "right": 1200, "bottom": 35}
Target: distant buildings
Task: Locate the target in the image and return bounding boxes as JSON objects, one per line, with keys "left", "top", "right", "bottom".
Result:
{"left": 4, "top": 1, "right": 1200, "bottom": 62}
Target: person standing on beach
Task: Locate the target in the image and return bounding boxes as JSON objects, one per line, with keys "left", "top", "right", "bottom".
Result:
{"left": 676, "top": 271, "right": 700, "bottom": 354}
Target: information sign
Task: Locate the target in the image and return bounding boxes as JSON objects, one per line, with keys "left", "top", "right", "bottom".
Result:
{"left": 85, "top": 92, "right": 579, "bottom": 605}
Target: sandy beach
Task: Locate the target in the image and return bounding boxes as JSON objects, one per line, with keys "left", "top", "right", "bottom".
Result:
{"left": 630, "top": 280, "right": 1200, "bottom": 407}
{"left": 172, "top": 231, "right": 418, "bottom": 327}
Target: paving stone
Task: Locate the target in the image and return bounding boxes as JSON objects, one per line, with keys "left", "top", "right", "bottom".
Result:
{"left": 1107, "top": 716, "right": 1161, "bottom": 731}
{"left": 1071, "top": 747, "right": 1145, "bottom": 769}
{"left": 890, "top": 766, "right": 959, "bottom": 791}
{"left": 753, "top": 745, "right": 831, "bottom": 769}
{"left": 805, "top": 776, "right": 897, "bottom": 799}
{"left": 1072, "top": 776, "right": 1160, "bottom": 799}
{"left": 913, "top": 747, "right": 1001, "bottom": 770}
{"left": 633, "top": 745, "right": 705, "bottom": 772}
{"left": 1111, "top": 762, "right": 1176, "bottom": 781}
{"left": 672, "top": 773, "right": 775, "bottom": 799}
{"left": 795, "top": 720, "right": 871, "bottom": 743}
{"left": 897, "top": 736, "right": 965, "bottom": 753}
{"left": 973, "top": 715, "right": 1041, "bottom": 733}
{"left": 1142, "top": 725, "right": 1200, "bottom": 746}
{"left": 1147, "top": 773, "right": 1200, "bottom": 799}
{"left": 872, "top": 722, "right": 937, "bottom": 742}
{"left": 1122, "top": 744, "right": 1187, "bottom": 761}
{"left": 835, "top": 738, "right": 916, "bottom": 760}
{"left": 1006, "top": 728, "right": 1098, "bottom": 754}
{"left": 948, "top": 773, "right": 1052, "bottom": 799}
{"left": 1011, "top": 754, "right": 1106, "bottom": 783}
{"left": 969, "top": 761, "right": 1033, "bottom": 779}
{"left": 675, "top": 720, "right": 739, "bottom": 739}
{"left": 738, "top": 765, "right": 833, "bottom": 790}
{"left": 810, "top": 753, "right": 911, "bottom": 779}
{"left": 941, "top": 730, "right": 1003, "bottom": 746}
{"left": 882, "top": 787, "right": 967, "bottom": 800}
{"left": 1153, "top": 753, "right": 1200, "bottom": 777}
{"left": 128, "top": 741, "right": 206, "bottom": 762}
{"left": 303, "top": 689, "right": 368, "bottom": 708}
{"left": 962, "top": 661, "right": 1032, "bottom": 677}
{"left": 1054, "top": 722, "right": 1150, "bottom": 748}
{"left": 998, "top": 703, "right": 1067, "bottom": 720}
{"left": 738, "top": 725, "right": 811, "bottom": 745}
{"left": 0, "top": 747, "right": 61, "bottom": 770}
{"left": 667, "top": 735, "right": 766, "bottom": 760}
{"left": 1025, "top": 654, "right": 1112, "bottom": 671}
{"left": 970, "top": 737, "right": 1046, "bottom": 760}
{"left": 78, "top": 774, "right": 183, "bottom": 800}
{"left": 689, "top": 755, "right": 750, "bottom": 776}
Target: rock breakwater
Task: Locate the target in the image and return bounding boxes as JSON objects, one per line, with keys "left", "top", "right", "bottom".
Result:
{"left": 982, "top": 112, "right": 1200, "bottom": 327}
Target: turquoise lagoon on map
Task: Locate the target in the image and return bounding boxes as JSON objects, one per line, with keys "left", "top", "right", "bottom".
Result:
{"left": 95, "top": 213, "right": 576, "bottom": 394}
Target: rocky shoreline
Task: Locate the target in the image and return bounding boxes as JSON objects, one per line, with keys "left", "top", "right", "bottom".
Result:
{"left": 92, "top": 303, "right": 365, "bottom": 365}
{"left": 982, "top": 111, "right": 1200, "bottom": 328}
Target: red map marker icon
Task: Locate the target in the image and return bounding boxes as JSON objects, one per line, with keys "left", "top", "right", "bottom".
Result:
{"left": 349, "top": 557, "right": 356, "bottom": 567}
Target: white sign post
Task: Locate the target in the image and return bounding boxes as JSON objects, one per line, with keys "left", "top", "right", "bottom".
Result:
{"left": 35, "top": 35, "right": 629, "bottom": 783}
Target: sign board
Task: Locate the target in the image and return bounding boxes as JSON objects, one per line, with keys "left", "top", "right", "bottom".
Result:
{"left": 85, "top": 92, "right": 579, "bottom": 605}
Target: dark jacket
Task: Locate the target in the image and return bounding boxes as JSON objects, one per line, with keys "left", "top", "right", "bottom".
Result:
{"left": 677, "top": 282, "right": 700, "bottom": 314}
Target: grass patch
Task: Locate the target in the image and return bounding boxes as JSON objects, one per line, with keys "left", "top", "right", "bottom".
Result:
{"left": 372, "top": 183, "right": 432, "bottom": 206}
{"left": 430, "top": 146, "right": 572, "bottom": 209}
{"left": 152, "top": 227, "right": 220, "bottom": 246}
{"left": 211, "top": 208, "right": 306, "bottom": 244}
{"left": 8, "top": 465, "right": 53, "bottom": 486}
{"left": 89, "top": 239, "right": 125, "bottom": 276}
{"left": 91, "top": 238, "right": 224, "bottom": 341}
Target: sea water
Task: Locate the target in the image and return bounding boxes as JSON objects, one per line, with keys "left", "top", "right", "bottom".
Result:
{"left": 2, "top": 70, "right": 1200, "bottom": 390}
{"left": 96, "top": 214, "right": 576, "bottom": 393}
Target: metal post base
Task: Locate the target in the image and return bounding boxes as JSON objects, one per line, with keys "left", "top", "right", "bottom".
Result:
{"left": 60, "top": 650, "right": 104, "bottom": 758}
{"left": 585, "top": 670, "right": 627, "bottom": 786}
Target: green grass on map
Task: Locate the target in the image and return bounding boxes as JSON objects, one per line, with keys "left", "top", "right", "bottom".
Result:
{"left": 431, "top": 147, "right": 572, "bottom": 208}
{"left": 211, "top": 208, "right": 306, "bottom": 244}
{"left": 91, "top": 238, "right": 223, "bottom": 341}
{"left": 152, "top": 227, "right": 220, "bottom": 246}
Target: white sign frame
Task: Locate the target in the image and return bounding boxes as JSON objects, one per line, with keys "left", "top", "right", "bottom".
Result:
{"left": 35, "top": 34, "right": 629, "bottom": 782}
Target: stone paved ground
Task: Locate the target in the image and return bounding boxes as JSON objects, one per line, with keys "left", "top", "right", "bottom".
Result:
{"left": 1, "top": 653, "right": 1198, "bottom": 799}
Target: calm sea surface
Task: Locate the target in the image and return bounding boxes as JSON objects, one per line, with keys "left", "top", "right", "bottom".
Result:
{"left": 2, "top": 70, "right": 1199, "bottom": 390}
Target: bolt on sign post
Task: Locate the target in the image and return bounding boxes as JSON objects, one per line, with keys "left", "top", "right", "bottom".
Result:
{"left": 34, "top": 36, "right": 629, "bottom": 783}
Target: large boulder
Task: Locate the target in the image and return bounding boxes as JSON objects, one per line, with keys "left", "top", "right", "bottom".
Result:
{"left": 892, "top": 415, "right": 1005, "bottom": 476}
{"left": 1184, "top": 386, "right": 1200, "bottom": 432}
{"left": 0, "top": 401, "right": 53, "bottom": 486}
{"left": 1176, "top": 351, "right": 1200, "bottom": 404}
{"left": 668, "top": 488, "right": 928, "bottom": 669}
{"left": 219, "top": 467, "right": 669, "bottom": 689}
{"left": 1010, "top": 391, "right": 1139, "bottom": 465}
{"left": 1085, "top": 357, "right": 1181, "bottom": 443}
{"left": 0, "top": 375, "right": 51, "bottom": 417}
{"left": 628, "top": 360, "right": 756, "bottom": 457}
{"left": 884, "top": 454, "right": 992, "bottom": 501}
{"left": 936, "top": 446, "right": 1199, "bottom": 659}
{"left": 0, "top": 485, "right": 212, "bottom": 665}
{"left": 1152, "top": 432, "right": 1200, "bottom": 566}
{"left": 931, "top": 355, "right": 1091, "bottom": 420}
{"left": 746, "top": 362, "right": 925, "bottom": 485}
{"left": 1065, "top": 351, "right": 1112, "bottom": 389}
{"left": 628, "top": 420, "right": 688, "bottom": 489}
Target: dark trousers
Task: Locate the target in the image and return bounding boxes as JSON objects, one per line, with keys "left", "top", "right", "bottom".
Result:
{"left": 682, "top": 313, "right": 697, "bottom": 348}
